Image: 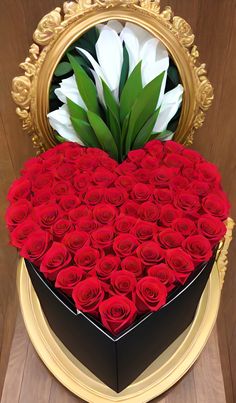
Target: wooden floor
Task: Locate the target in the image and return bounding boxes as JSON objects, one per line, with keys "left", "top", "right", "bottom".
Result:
{"left": 1, "top": 312, "right": 226, "bottom": 403}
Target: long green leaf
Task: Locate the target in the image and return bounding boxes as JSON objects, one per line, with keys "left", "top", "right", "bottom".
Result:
{"left": 67, "top": 54, "right": 100, "bottom": 114}
{"left": 55, "top": 134, "right": 66, "bottom": 143}
{"left": 119, "top": 46, "right": 129, "bottom": 98}
{"left": 120, "top": 61, "right": 142, "bottom": 123}
{"left": 67, "top": 98, "right": 88, "bottom": 121}
{"left": 87, "top": 111, "right": 118, "bottom": 160}
{"left": 54, "top": 62, "right": 73, "bottom": 77}
{"left": 102, "top": 80, "right": 119, "bottom": 120}
{"left": 125, "top": 71, "right": 165, "bottom": 153}
{"left": 154, "top": 130, "right": 174, "bottom": 141}
{"left": 71, "top": 116, "right": 101, "bottom": 148}
{"left": 132, "top": 108, "right": 160, "bottom": 149}
{"left": 107, "top": 108, "right": 122, "bottom": 159}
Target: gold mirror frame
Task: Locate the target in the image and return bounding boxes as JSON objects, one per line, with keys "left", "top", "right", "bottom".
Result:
{"left": 12, "top": 0, "right": 214, "bottom": 154}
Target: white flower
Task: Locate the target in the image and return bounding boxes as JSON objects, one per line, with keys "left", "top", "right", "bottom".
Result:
{"left": 47, "top": 104, "right": 84, "bottom": 144}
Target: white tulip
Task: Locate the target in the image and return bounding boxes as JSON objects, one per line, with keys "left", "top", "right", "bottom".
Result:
{"left": 48, "top": 104, "right": 84, "bottom": 144}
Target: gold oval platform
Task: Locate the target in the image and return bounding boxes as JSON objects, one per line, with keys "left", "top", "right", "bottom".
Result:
{"left": 17, "top": 258, "right": 221, "bottom": 403}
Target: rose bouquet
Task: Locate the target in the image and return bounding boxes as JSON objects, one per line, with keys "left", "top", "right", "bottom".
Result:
{"left": 6, "top": 140, "right": 229, "bottom": 335}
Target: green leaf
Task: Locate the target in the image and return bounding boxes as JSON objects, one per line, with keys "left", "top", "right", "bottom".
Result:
{"left": 125, "top": 71, "right": 165, "bottom": 153}
{"left": 155, "top": 130, "right": 174, "bottom": 141}
{"left": 167, "top": 65, "right": 180, "bottom": 87}
{"left": 49, "top": 84, "right": 59, "bottom": 100}
{"left": 119, "top": 46, "right": 129, "bottom": 98}
{"left": 132, "top": 108, "right": 160, "bottom": 149}
{"left": 54, "top": 62, "right": 73, "bottom": 77}
{"left": 121, "top": 112, "right": 130, "bottom": 159}
{"left": 87, "top": 111, "right": 118, "bottom": 160}
{"left": 71, "top": 116, "right": 101, "bottom": 148}
{"left": 120, "top": 61, "right": 142, "bottom": 123}
{"left": 107, "top": 108, "right": 122, "bottom": 158}
{"left": 55, "top": 134, "right": 66, "bottom": 143}
{"left": 67, "top": 54, "right": 100, "bottom": 114}
{"left": 102, "top": 80, "right": 119, "bottom": 120}
{"left": 67, "top": 98, "right": 88, "bottom": 121}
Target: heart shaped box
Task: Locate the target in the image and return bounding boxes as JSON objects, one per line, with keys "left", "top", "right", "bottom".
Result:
{"left": 25, "top": 251, "right": 216, "bottom": 392}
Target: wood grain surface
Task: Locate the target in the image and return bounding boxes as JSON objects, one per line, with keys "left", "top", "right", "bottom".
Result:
{"left": 1, "top": 313, "right": 226, "bottom": 403}
{"left": 0, "top": 0, "right": 236, "bottom": 401}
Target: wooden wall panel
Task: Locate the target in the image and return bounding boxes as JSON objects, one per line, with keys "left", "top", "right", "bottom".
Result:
{"left": 0, "top": 0, "right": 235, "bottom": 400}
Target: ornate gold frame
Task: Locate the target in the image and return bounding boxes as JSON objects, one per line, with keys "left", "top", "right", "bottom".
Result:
{"left": 12, "top": 0, "right": 213, "bottom": 153}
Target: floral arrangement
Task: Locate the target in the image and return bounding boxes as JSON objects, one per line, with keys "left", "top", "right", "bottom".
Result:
{"left": 48, "top": 21, "right": 183, "bottom": 161}
{"left": 6, "top": 140, "right": 229, "bottom": 335}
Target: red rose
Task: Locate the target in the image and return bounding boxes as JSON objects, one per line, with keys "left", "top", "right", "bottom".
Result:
{"left": 131, "top": 183, "right": 152, "bottom": 203}
{"left": 73, "top": 172, "right": 91, "bottom": 192}
{"left": 99, "top": 295, "right": 137, "bottom": 335}
{"left": 95, "top": 255, "right": 120, "bottom": 281}
{"left": 138, "top": 201, "right": 160, "bottom": 222}
{"left": 99, "top": 156, "right": 118, "bottom": 170}
{"left": 74, "top": 246, "right": 101, "bottom": 272}
{"left": 116, "top": 161, "right": 137, "bottom": 175}
{"left": 135, "top": 276, "right": 167, "bottom": 313}
{"left": 91, "top": 226, "right": 115, "bottom": 250}
{"left": 197, "top": 162, "right": 221, "bottom": 184}
{"left": 172, "top": 217, "right": 196, "bottom": 237}
{"left": 131, "top": 220, "right": 156, "bottom": 242}
{"left": 93, "top": 203, "right": 117, "bottom": 225}
{"left": 174, "top": 192, "right": 200, "bottom": 214}
{"left": 127, "top": 149, "right": 146, "bottom": 163}
{"left": 84, "top": 187, "right": 104, "bottom": 206}
{"left": 62, "top": 230, "right": 89, "bottom": 254}
{"left": 35, "top": 202, "right": 60, "bottom": 229}
{"left": 55, "top": 266, "right": 85, "bottom": 296}
{"left": 141, "top": 155, "right": 160, "bottom": 170}
{"left": 69, "top": 206, "right": 92, "bottom": 222}
{"left": 164, "top": 140, "right": 184, "bottom": 153}
{"left": 55, "top": 162, "right": 75, "bottom": 180}
{"left": 166, "top": 248, "right": 194, "bottom": 283}
{"left": 181, "top": 166, "right": 200, "bottom": 180}
{"left": 93, "top": 167, "right": 117, "bottom": 187}
{"left": 144, "top": 139, "right": 164, "bottom": 158}
{"left": 32, "top": 173, "right": 54, "bottom": 191}
{"left": 169, "top": 175, "right": 189, "bottom": 191}
{"left": 40, "top": 242, "right": 71, "bottom": 280}
{"left": 7, "top": 178, "right": 31, "bottom": 202}
{"left": 104, "top": 187, "right": 128, "bottom": 206}
{"left": 110, "top": 270, "right": 136, "bottom": 297}
{"left": 20, "top": 230, "right": 52, "bottom": 266}
{"left": 59, "top": 195, "right": 81, "bottom": 211}
{"left": 164, "top": 153, "right": 191, "bottom": 169}
{"left": 182, "top": 235, "right": 212, "bottom": 264}
{"left": 72, "top": 277, "right": 104, "bottom": 315}
{"left": 113, "top": 234, "right": 139, "bottom": 257}
{"left": 120, "top": 200, "right": 139, "bottom": 217}
{"left": 21, "top": 157, "right": 44, "bottom": 179}
{"left": 202, "top": 193, "right": 229, "bottom": 220}
{"left": 76, "top": 155, "right": 98, "bottom": 171}
{"left": 6, "top": 200, "right": 32, "bottom": 230}
{"left": 51, "top": 219, "right": 73, "bottom": 240}
{"left": 197, "top": 215, "right": 226, "bottom": 246}
{"left": 115, "top": 175, "right": 135, "bottom": 191}
{"left": 181, "top": 149, "right": 203, "bottom": 163}
{"left": 76, "top": 217, "right": 98, "bottom": 233}
{"left": 147, "top": 264, "right": 176, "bottom": 291}
{"left": 158, "top": 228, "right": 184, "bottom": 249}
{"left": 115, "top": 214, "right": 137, "bottom": 233}
{"left": 153, "top": 188, "right": 173, "bottom": 205}
{"left": 10, "top": 219, "right": 39, "bottom": 248}
{"left": 151, "top": 167, "right": 176, "bottom": 187}
{"left": 52, "top": 181, "right": 73, "bottom": 197}
{"left": 159, "top": 204, "right": 182, "bottom": 227}
{"left": 188, "top": 180, "right": 210, "bottom": 197}
{"left": 136, "top": 241, "right": 165, "bottom": 266}
{"left": 32, "top": 189, "right": 53, "bottom": 206}
{"left": 134, "top": 168, "right": 150, "bottom": 183}
{"left": 121, "top": 256, "right": 143, "bottom": 277}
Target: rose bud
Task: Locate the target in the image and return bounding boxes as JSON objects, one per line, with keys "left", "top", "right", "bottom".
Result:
{"left": 182, "top": 235, "right": 213, "bottom": 265}
{"left": 165, "top": 248, "right": 195, "bottom": 284}
{"left": 197, "top": 215, "right": 226, "bottom": 246}
{"left": 110, "top": 270, "right": 137, "bottom": 298}
{"left": 55, "top": 266, "right": 85, "bottom": 296}
{"left": 93, "top": 203, "right": 117, "bottom": 225}
{"left": 113, "top": 234, "right": 139, "bottom": 257}
{"left": 147, "top": 264, "right": 176, "bottom": 292}
{"left": 136, "top": 241, "right": 165, "bottom": 266}
{"left": 172, "top": 217, "right": 196, "bottom": 237}
{"left": 99, "top": 295, "right": 137, "bottom": 335}
{"left": 40, "top": 242, "right": 71, "bottom": 281}
{"left": 20, "top": 229, "right": 52, "bottom": 266}
{"left": 121, "top": 256, "right": 144, "bottom": 278}
{"left": 72, "top": 277, "right": 104, "bottom": 316}
{"left": 95, "top": 255, "right": 120, "bottom": 282}
{"left": 135, "top": 276, "right": 167, "bottom": 313}
{"left": 158, "top": 228, "right": 184, "bottom": 249}
{"left": 74, "top": 246, "right": 102, "bottom": 272}
{"left": 62, "top": 230, "right": 89, "bottom": 254}
{"left": 7, "top": 177, "right": 31, "bottom": 202}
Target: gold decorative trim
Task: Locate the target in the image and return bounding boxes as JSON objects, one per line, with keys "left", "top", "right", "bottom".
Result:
{"left": 216, "top": 217, "right": 235, "bottom": 289}
{"left": 12, "top": 0, "right": 213, "bottom": 153}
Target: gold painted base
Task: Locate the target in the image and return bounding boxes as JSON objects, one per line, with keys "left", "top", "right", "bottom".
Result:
{"left": 17, "top": 258, "right": 221, "bottom": 402}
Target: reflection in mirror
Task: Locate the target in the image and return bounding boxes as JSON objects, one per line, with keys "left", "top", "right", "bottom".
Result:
{"left": 47, "top": 21, "right": 183, "bottom": 161}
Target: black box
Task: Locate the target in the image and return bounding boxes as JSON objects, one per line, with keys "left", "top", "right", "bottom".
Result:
{"left": 25, "top": 255, "right": 215, "bottom": 392}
